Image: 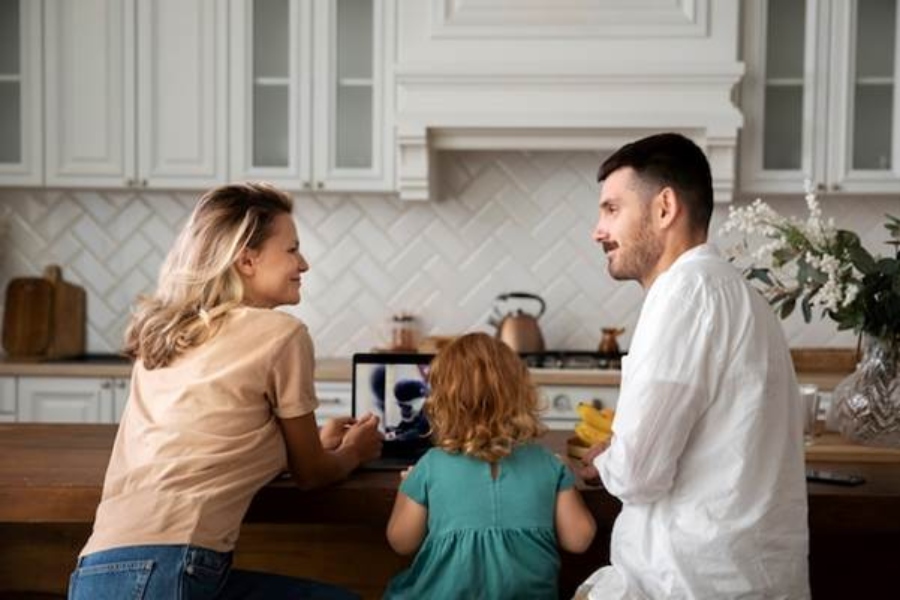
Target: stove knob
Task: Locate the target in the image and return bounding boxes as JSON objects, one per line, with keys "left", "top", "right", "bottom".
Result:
{"left": 552, "top": 394, "right": 572, "bottom": 410}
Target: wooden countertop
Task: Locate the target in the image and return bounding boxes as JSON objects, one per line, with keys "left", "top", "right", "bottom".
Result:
{"left": 0, "top": 356, "right": 621, "bottom": 385}
{"left": 2, "top": 424, "right": 897, "bottom": 536}
{"left": 0, "top": 356, "right": 851, "bottom": 389}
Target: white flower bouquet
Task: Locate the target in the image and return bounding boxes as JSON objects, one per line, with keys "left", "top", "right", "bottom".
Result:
{"left": 720, "top": 183, "right": 900, "bottom": 343}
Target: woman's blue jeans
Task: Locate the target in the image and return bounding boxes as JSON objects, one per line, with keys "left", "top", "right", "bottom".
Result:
{"left": 68, "top": 545, "right": 360, "bottom": 600}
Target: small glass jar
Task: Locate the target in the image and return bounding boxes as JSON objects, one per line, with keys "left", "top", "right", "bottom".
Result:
{"left": 389, "top": 313, "right": 419, "bottom": 351}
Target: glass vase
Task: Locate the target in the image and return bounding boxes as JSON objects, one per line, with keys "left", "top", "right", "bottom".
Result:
{"left": 830, "top": 335, "right": 900, "bottom": 447}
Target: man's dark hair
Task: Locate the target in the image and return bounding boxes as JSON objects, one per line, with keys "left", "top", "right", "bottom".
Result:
{"left": 598, "top": 132, "right": 713, "bottom": 233}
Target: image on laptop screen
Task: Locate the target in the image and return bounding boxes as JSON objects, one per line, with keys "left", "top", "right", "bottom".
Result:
{"left": 352, "top": 353, "right": 434, "bottom": 447}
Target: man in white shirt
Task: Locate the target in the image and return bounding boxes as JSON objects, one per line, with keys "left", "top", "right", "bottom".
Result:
{"left": 576, "top": 133, "right": 810, "bottom": 599}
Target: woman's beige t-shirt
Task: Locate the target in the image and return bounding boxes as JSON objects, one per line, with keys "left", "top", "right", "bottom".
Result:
{"left": 81, "top": 307, "right": 318, "bottom": 556}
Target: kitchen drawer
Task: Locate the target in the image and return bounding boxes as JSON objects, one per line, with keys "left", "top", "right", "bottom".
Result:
{"left": 315, "top": 381, "right": 352, "bottom": 420}
{"left": 539, "top": 384, "right": 619, "bottom": 431}
{"left": 0, "top": 377, "right": 16, "bottom": 422}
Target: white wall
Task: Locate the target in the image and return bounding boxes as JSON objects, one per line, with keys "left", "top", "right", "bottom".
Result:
{"left": 1, "top": 150, "right": 896, "bottom": 357}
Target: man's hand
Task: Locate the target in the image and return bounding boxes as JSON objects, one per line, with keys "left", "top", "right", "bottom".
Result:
{"left": 576, "top": 440, "right": 610, "bottom": 485}
{"left": 319, "top": 416, "right": 355, "bottom": 450}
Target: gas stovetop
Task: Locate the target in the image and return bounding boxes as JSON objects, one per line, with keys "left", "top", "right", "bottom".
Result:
{"left": 520, "top": 351, "right": 623, "bottom": 370}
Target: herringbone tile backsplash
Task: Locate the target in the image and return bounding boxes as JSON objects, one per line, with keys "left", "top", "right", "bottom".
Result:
{"left": 1, "top": 151, "right": 896, "bottom": 356}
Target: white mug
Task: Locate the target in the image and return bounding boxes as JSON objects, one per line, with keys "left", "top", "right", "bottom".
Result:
{"left": 799, "top": 383, "right": 820, "bottom": 444}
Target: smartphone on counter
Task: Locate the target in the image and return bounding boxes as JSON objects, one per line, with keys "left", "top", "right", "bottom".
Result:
{"left": 806, "top": 469, "right": 866, "bottom": 486}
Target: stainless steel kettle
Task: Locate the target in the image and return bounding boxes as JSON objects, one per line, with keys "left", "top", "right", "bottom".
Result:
{"left": 488, "top": 292, "right": 546, "bottom": 353}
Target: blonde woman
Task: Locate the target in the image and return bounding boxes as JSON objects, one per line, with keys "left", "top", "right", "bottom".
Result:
{"left": 69, "top": 182, "right": 382, "bottom": 600}
{"left": 384, "top": 333, "right": 596, "bottom": 599}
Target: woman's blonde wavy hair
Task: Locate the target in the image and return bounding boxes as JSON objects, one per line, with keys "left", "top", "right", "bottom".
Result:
{"left": 425, "top": 332, "right": 546, "bottom": 462}
{"left": 124, "top": 182, "right": 293, "bottom": 369}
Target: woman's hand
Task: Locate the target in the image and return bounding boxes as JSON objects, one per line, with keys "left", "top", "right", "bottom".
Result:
{"left": 341, "top": 412, "right": 384, "bottom": 464}
{"left": 319, "top": 416, "right": 354, "bottom": 450}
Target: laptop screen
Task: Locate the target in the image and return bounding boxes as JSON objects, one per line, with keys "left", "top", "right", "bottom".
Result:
{"left": 351, "top": 352, "right": 435, "bottom": 445}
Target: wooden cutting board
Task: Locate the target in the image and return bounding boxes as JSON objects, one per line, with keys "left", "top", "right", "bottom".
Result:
{"left": 1, "top": 265, "right": 86, "bottom": 360}
{"left": 43, "top": 265, "right": 86, "bottom": 359}
{"left": 806, "top": 431, "right": 900, "bottom": 463}
{"left": 2, "top": 276, "right": 54, "bottom": 358}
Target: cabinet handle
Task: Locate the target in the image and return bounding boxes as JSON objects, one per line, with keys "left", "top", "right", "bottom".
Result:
{"left": 125, "top": 178, "right": 135, "bottom": 187}
{"left": 816, "top": 183, "right": 826, "bottom": 192}
{"left": 141, "top": 179, "right": 148, "bottom": 188}
{"left": 316, "top": 181, "right": 324, "bottom": 190}
{"left": 116, "top": 380, "right": 127, "bottom": 389}
{"left": 319, "top": 397, "right": 343, "bottom": 405}
{"left": 831, "top": 183, "right": 842, "bottom": 192}
{"left": 100, "top": 381, "right": 111, "bottom": 389}
{"left": 302, "top": 181, "right": 311, "bottom": 190}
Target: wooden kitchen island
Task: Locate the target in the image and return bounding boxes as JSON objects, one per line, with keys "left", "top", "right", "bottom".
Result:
{"left": 1, "top": 424, "right": 899, "bottom": 599}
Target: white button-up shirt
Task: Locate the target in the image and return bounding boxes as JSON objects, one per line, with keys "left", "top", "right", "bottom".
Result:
{"left": 587, "top": 244, "right": 810, "bottom": 600}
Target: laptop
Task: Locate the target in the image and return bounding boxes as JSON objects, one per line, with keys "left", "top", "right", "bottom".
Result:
{"left": 351, "top": 352, "right": 435, "bottom": 470}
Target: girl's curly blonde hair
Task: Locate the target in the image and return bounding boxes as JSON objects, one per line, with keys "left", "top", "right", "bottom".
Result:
{"left": 124, "top": 182, "right": 293, "bottom": 369}
{"left": 425, "top": 332, "right": 546, "bottom": 462}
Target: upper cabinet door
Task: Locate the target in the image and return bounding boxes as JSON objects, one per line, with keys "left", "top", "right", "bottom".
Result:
{"left": 740, "top": 0, "right": 829, "bottom": 195}
{"left": 827, "top": 0, "right": 900, "bottom": 193}
{"left": 741, "top": 0, "right": 900, "bottom": 195}
{"left": 230, "top": 0, "right": 314, "bottom": 189}
{"left": 230, "top": 0, "right": 393, "bottom": 193}
{"left": 44, "top": 0, "right": 136, "bottom": 188}
{"left": 312, "top": 0, "right": 393, "bottom": 192}
{"left": 45, "top": 0, "right": 226, "bottom": 189}
{"left": 137, "top": 0, "right": 228, "bottom": 188}
{"left": 0, "top": 0, "right": 42, "bottom": 186}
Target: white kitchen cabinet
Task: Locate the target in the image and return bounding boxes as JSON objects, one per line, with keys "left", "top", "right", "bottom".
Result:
{"left": 315, "top": 380, "right": 352, "bottom": 420}
{"left": 43, "top": 0, "right": 227, "bottom": 189}
{"left": 539, "top": 384, "right": 619, "bottom": 431}
{"left": 0, "top": 377, "right": 17, "bottom": 422}
{"left": 111, "top": 377, "right": 130, "bottom": 422}
{"left": 17, "top": 377, "right": 116, "bottom": 423}
{"left": 14, "top": 375, "right": 342, "bottom": 424}
{"left": 741, "top": 0, "right": 900, "bottom": 195}
{"left": 0, "top": 0, "right": 42, "bottom": 185}
{"left": 229, "top": 0, "right": 394, "bottom": 192}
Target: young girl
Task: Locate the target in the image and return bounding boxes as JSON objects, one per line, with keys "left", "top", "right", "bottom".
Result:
{"left": 68, "top": 182, "right": 382, "bottom": 600}
{"left": 384, "top": 333, "right": 597, "bottom": 599}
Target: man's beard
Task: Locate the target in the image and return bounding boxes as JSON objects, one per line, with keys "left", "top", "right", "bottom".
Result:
{"left": 607, "top": 210, "right": 663, "bottom": 282}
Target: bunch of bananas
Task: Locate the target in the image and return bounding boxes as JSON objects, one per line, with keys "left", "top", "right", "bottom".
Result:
{"left": 574, "top": 403, "right": 615, "bottom": 446}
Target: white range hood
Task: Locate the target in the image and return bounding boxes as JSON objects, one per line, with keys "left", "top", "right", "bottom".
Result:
{"left": 393, "top": 0, "right": 744, "bottom": 203}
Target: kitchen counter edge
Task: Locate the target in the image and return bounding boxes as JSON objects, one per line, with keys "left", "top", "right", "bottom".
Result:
{"left": 0, "top": 356, "right": 850, "bottom": 389}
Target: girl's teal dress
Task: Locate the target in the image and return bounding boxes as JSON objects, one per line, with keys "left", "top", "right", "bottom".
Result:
{"left": 383, "top": 443, "right": 576, "bottom": 600}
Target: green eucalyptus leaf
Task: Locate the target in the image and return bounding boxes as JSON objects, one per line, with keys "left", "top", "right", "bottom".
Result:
{"left": 772, "top": 247, "right": 799, "bottom": 266}
{"left": 747, "top": 268, "right": 774, "bottom": 286}
{"left": 836, "top": 229, "right": 862, "bottom": 248}
{"left": 812, "top": 268, "right": 828, "bottom": 284}
{"left": 886, "top": 214, "right": 900, "bottom": 239}
{"left": 801, "top": 296, "right": 813, "bottom": 323}
{"left": 780, "top": 297, "right": 797, "bottom": 319}
{"left": 796, "top": 261, "right": 811, "bottom": 285}
{"left": 876, "top": 257, "right": 899, "bottom": 276}
{"left": 849, "top": 244, "right": 877, "bottom": 275}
